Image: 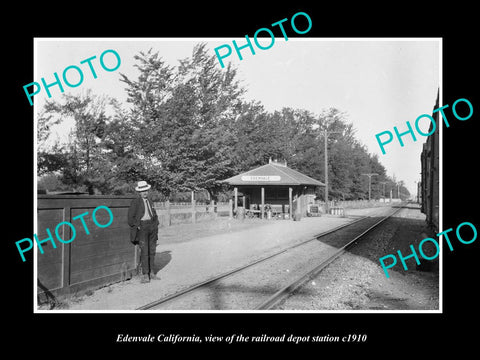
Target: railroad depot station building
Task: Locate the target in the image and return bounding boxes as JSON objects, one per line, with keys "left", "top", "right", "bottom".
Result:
{"left": 222, "top": 159, "right": 325, "bottom": 220}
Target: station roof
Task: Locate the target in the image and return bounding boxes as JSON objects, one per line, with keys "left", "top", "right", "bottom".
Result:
{"left": 222, "top": 160, "right": 325, "bottom": 187}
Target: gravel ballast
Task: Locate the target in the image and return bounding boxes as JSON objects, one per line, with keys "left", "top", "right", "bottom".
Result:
{"left": 274, "top": 205, "right": 439, "bottom": 311}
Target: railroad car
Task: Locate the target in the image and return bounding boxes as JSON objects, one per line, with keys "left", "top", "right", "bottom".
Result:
{"left": 420, "top": 92, "right": 439, "bottom": 232}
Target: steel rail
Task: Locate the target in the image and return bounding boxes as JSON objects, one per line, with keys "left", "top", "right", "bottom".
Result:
{"left": 254, "top": 205, "right": 405, "bottom": 310}
{"left": 136, "top": 214, "right": 370, "bottom": 310}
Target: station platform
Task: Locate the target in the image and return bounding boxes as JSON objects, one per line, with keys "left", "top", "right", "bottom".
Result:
{"left": 65, "top": 206, "right": 393, "bottom": 311}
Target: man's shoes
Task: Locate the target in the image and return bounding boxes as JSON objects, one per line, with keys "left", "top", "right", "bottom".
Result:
{"left": 149, "top": 272, "right": 160, "bottom": 280}
{"left": 140, "top": 274, "right": 150, "bottom": 283}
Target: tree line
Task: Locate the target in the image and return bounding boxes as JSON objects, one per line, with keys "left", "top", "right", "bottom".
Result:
{"left": 37, "top": 43, "right": 410, "bottom": 201}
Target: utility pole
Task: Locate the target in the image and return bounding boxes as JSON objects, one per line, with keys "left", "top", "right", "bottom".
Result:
{"left": 324, "top": 128, "right": 329, "bottom": 213}
{"left": 322, "top": 127, "right": 341, "bottom": 213}
{"left": 361, "top": 173, "right": 378, "bottom": 201}
{"left": 380, "top": 181, "right": 386, "bottom": 198}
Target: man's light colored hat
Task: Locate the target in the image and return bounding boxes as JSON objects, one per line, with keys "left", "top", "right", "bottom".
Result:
{"left": 135, "top": 180, "right": 151, "bottom": 192}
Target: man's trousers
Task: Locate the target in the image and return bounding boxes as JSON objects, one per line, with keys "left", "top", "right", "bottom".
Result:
{"left": 137, "top": 219, "right": 158, "bottom": 275}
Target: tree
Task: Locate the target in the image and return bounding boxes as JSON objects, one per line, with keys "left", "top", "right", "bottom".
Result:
{"left": 119, "top": 48, "right": 176, "bottom": 195}
{"left": 175, "top": 43, "right": 244, "bottom": 199}
{"left": 37, "top": 109, "right": 68, "bottom": 177}
{"left": 230, "top": 101, "right": 266, "bottom": 172}
{"left": 37, "top": 43, "right": 404, "bottom": 201}
{"left": 274, "top": 107, "right": 323, "bottom": 181}
{"left": 120, "top": 43, "right": 245, "bottom": 199}
{"left": 38, "top": 91, "right": 135, "bottom": 194}
{"left": 39, "top": 91, "right": 110, "bottom": 193}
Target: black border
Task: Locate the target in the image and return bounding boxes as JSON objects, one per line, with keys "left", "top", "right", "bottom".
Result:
{"left": 6, "top": 3, "right": 479, "bottom": 354}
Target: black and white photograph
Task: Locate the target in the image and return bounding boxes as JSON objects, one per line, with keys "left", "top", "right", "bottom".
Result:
{"left": 6, "top": 4, "right": 479, "bottom": 354}
{"left": 33, "top": 37, "right": 441, "bottom": 312}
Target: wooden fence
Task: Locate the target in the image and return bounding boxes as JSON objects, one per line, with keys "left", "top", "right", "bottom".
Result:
{"left": 37, "top": 195, "right": 137, "bottom": 303}
{"left": 315, "top": 199, "right": 397, "bottom": 210}
{"left": 153, "top": 200, "right": 232, "bottom": 226}
{"left": 36, "top": 196, "right": 232, "bottom": 304}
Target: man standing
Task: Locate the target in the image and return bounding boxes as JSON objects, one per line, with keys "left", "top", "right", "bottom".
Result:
{"left": 128, "top": 181, "right": 160, "bottom": 283}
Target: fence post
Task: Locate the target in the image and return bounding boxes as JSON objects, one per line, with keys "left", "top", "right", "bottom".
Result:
{"left": 191, "top": 191, "right": 196, "bottom": 224}
{"left": 210, "top": 200, "right": 217, "bottom": 219}
{"left": 165, "top": 200, "right": 171, "bottom": 227}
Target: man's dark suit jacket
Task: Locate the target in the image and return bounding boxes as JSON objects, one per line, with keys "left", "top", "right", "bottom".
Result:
{"left": 127, "top": 196, "right": 159, "bottom": 244}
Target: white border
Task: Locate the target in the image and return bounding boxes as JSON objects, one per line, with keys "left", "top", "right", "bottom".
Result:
{"left": 33, "top": 37, "right": 442, "bottom": 314}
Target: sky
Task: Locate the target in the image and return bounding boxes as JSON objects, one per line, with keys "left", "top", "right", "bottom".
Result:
{"left": 34, "top": 38, "right": 440, "bottom": 195}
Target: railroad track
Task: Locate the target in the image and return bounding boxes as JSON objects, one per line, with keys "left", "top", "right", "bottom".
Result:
{"left": 137, "top": 205, "right": 404, "bottom": 311}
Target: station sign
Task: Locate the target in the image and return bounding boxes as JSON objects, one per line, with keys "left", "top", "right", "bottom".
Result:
{"left": 241, "top": 175, "right": 281, "bottom": 182}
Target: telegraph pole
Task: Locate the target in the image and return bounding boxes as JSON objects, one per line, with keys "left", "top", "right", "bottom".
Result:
{"left": 324, "top": 128, "right": 329, "bottom": 213}
{"left": 322, "top": 128, "right": 341, "bottom": 213}
{"left": 361, "top": 173, "right": 378, "bottom": 201}
{"left": 380, "top": 181, "right": 386, "bottom": 198}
